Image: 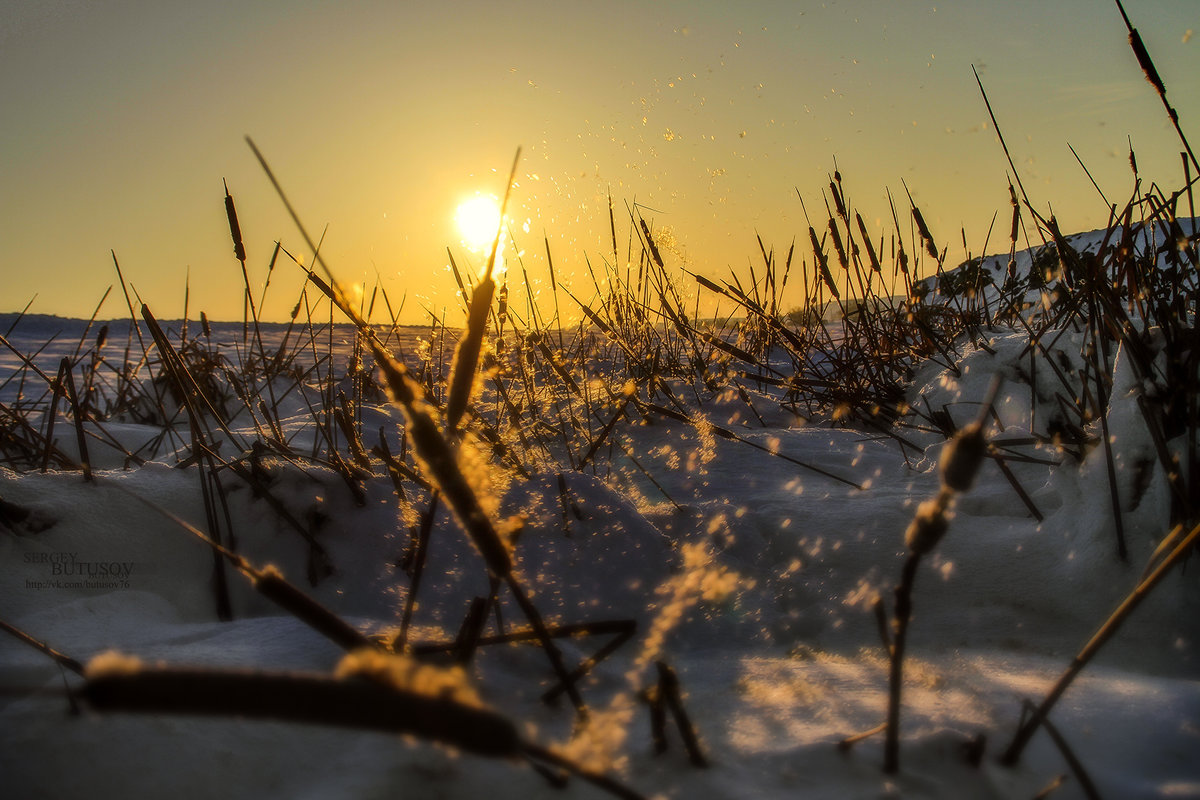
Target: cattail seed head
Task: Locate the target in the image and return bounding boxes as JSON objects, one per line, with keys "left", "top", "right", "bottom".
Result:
{"left": 829, "top": 181, "right": 847, "bottom": 220}
{"left": 223, "top": 179, "right": 246, "bottom": 263}
{"left": 941, "top": 422, "right": 987, "bottom": 493}
{"left": 857, "top": 213, "right": 882, "bottom": 272}
{"left": 809, "top": 226, "right": 840, "bottom": 299}
{"left": 1128, "top": 29, "right": 1166, "bottom": 97}
{"left": 912, "top": 205, "right": 938, "bottom": 261}
{"left": 640, "top": 217, "right": 664, "bottom": 267}
{"left": 828, "top": 219, "right": 849, "bottom": 270}
{"left": 445, "top": 274, "right": 495, "bottom": 432}
{"left": 694, "top": 272, "right": 722, "bottom": 294}
{"left": 905, "top": 495, "right": 950, "bottom": 555}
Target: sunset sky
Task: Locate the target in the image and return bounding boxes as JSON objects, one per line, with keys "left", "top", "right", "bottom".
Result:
{"left": 2, "top": 0, "right": 1196, "bottom": 324}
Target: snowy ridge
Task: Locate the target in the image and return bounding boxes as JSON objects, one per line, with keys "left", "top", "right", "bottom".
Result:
{"left": 916, "top": 216, "right": 1200, "bottom": 311}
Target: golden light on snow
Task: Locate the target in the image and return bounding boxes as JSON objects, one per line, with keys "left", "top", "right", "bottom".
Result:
{"left": 455, "top": 194, "right": 503, "bottom": 252}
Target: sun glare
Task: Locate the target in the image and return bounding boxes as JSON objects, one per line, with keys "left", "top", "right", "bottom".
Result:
{"left": 455, "top": 194, "right": 503, "bottom": 252}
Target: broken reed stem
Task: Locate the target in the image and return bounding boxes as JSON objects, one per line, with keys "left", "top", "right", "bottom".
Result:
{"left": 0, "top": 617, "right": 85, "bottom": 676}
{"left": 1001, "top": 519, "right": 1200, "bottom": 767}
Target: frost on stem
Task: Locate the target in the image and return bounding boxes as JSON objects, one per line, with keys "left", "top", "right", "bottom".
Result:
{"left": 85, "top": 650, "right": 145, "bottom": 678}
{"left": 337, "top": 649, "right": 480, "bottom": 707}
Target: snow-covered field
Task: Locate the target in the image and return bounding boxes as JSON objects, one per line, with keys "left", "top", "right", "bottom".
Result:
{"left": 2, "top": 226, "right": 1199, "bottom": 799}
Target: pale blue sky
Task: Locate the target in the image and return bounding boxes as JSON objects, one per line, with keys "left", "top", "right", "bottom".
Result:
{"left": 2, "top": 1, "right": 1195, "bottom": 322}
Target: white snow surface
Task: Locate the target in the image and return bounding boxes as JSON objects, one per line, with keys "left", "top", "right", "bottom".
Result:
{"left": 1, "top": 318, "right": 1198, "bottom": 800}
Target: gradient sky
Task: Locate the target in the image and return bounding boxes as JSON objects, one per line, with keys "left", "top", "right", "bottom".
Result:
{"left": 2, "top": 0, "right": 1196, "bottom": 324}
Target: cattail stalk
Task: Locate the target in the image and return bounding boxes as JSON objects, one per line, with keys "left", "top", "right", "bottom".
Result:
{"left": 884, "top": 386, "right": 994, "bottom": 774}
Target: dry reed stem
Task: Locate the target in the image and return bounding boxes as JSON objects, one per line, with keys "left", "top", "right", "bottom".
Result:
{"left": 1001, "top": 519, "right": 1200, "bottom": 766}
{"left": 0, "top": 617, "right": 85, "bottom": 676}
{"left": 1021, "top": 699, "right": 1102, "bottom": 800}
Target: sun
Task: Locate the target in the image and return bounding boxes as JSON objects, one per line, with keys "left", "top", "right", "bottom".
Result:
{"left": 455, "top": 194, "right": 503, "bottom": 252}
